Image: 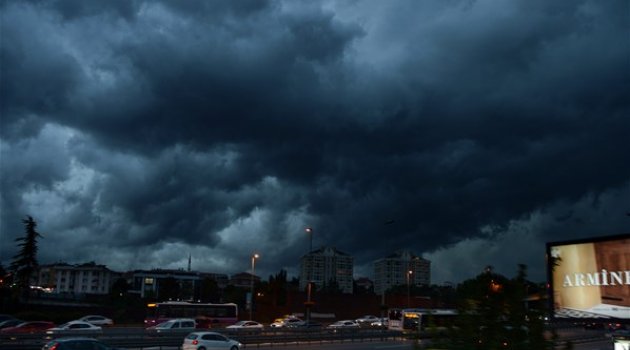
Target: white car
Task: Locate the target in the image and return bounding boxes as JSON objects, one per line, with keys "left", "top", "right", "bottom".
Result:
{"left": 355, "top": 315, "right": 379, "bottom": 323}
{"left": 46, "top": 321, "right": 102, "bottom": 335}
{"left": 226, "top": 320, "right": 264, "bottom": 329}
{"left": 182, "top": 331, "right": 242, "bottom": 350}
{"left": 149, "top": 318, "right": 196, "bottom": 334}
{"left": 78, "top": 315, "right": 113, "bottom": 326}
{"left": 370, "top": 318, "right": 389, "bottom": 328}
{"left": 327, "top": 320, "right": 360, "bottom": 328}
{"left": 270, "top": 317, "right": 305, "bottom": 328}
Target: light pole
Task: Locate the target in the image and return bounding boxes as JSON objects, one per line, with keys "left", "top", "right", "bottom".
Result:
{"left": 305, "top": 227, "right": 313, "bottom": 253}
{"left": 250, "top": 253, "right": 259, "bottom": 321}
{"left": 304, "top": 227, "right": 314, "bottom": 323}
{"left": 407, "top": 270, "right": 413, "bottom": 308}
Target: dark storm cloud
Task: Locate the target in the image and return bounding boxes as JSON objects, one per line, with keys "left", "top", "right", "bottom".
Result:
{"left": 1, "top": 0, "right": 628, "bottom": 282}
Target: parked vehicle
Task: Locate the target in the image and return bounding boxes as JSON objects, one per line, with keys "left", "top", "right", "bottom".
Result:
{"left": 148, "top": 318, "right": 196, "bottom": 334}
{"left": 182, "top": 331, "right": 242, "bottom": 350}
{"left": 327, "top": 320, "right": 360, "bottom": 328}
{"left": 46, "top": 321, "right": 102, "bottom": 335}
{"left": 78, "top": 315, "right": 114, "bottom": 326}
{"left": 0, "top": 321, "right": 55, "bottom": 334}
{"left": 226, "top": 320, "right": 264, "bottom": 329}
{"left": 42, "top": 337, "right": 121, "bottom": 350}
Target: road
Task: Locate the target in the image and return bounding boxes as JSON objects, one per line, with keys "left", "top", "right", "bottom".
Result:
{"left": 134, "top": 340, "right": 415, "bottom": 350}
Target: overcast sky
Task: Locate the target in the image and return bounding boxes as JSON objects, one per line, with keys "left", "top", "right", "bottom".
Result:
{"left": 1, "top": 0, "right": 629, "bottom": 285}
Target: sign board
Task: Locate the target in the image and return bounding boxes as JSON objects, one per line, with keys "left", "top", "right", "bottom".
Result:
{"left": 546, "top": 233, "right": 630, "bottom": 322}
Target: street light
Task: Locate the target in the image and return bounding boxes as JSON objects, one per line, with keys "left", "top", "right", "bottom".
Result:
{"left": 250, "top": 253, "right": 259, "bottom": 321}
{"left": 407, "top": 270, "right": 413, "bottom": 307}
{"left": 304, "top": 227, "right": 314, "bottom": 323}
{"left": 305, "top": 227, "right": 313, "bottom": 253}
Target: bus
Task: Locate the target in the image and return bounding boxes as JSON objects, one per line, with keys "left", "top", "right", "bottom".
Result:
{"left": 388, "top": 308, "right": 457, "bottom": 332}
{"left": 145, "top": 302, "right": 238, "bottom": 328}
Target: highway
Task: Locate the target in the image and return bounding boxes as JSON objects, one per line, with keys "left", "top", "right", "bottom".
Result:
{"left": 0, "top": 325, "right": 620, "bottom": 350}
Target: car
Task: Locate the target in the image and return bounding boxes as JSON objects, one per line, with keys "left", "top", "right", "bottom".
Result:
{"left": 270, "top": 318, "right": 285, "bottom": 328}
{"left": 270, "top": 317, "right": 305, "bottom": 328}
{"left": 0, "top": 319, "right": 24, "bottom": 329}
{"left": 46, "top": 321, "right": 102, "bottom": 335}
{"left": 148, "top": 318, "right": 196, "bottom": 334}
{"left": 0, "top": 315, "right": 15, "bottom": 323}
{"left": 226, "top": 320, "right": 264, "bottom": 329}
{"left": 78, "top": 315, "right": 114, "bottom": 326}
{"left": 0, "top": 321, "right": 55, "bottom": 334}
{"left": 327, "top": 320, "right": 360, "bottom": 328}
{"left": 42, "top": 337, "right": 122, "bottom": 350}
{"left": 282, "top": 318, "right": 306, "bottom": 327}
{"left": 355, "top": 315, "right": 379, "bottom": 324}
{"left": 370, "top": 318, "right": 388, "bottom": 328}
{"left": 287, "top": 321, "right": 323, "bottom": 329}
{"left": 182, "top": 331, "right": 242, "bottom": 350}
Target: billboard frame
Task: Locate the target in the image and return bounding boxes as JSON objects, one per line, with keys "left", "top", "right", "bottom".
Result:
{"left": 546, "top": 233, "right": 630, "bottom": 325}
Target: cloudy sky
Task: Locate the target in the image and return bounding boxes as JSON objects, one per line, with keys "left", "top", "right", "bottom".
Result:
{"left": 1, "top": 0, "right": 629, "bottom": 284}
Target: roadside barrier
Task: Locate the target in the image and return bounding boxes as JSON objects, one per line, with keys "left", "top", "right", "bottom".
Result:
{"left": 0, "top": 327, "right": 404, "bottom": 350}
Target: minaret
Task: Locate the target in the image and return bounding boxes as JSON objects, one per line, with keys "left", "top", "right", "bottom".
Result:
{"left": 188, "top": 253, "right": 191, "bottom": 272}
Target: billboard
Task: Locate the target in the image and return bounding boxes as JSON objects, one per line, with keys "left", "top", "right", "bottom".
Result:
{"left": 547, "top": 233, "right": 630, "bottom": 322}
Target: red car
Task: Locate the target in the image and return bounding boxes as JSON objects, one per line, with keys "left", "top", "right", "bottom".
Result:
{"left": 0, "top": 321, "right": 55, "bottom": 334}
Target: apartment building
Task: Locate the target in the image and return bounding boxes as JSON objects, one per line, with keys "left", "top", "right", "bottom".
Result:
{"left": 299, "top": 246, "right": 354, "bottom": 294}
{"left": 373, "top": 250, "right": 431, "bottom": 294}
{"left": 34, "top": 262, "right": 118, "bottom": 295}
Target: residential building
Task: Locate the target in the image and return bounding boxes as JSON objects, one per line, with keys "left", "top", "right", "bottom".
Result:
{"left": 373, "top": 251, "right": 431, "bottom": 295}
{"left": 127, "top": 269, "right": 231, "bottom": 299}
{"left": 34, "top": 262, "right": 119, "bottom": 295}
{"left": 229, "top": 272, "right": 260, "bottom": 289}
{"left": 299, "top": 246, "right": 354, "bottom": 294}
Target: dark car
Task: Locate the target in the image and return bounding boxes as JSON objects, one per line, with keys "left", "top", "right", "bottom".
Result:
{"left": 0, "top": 315, "right": 14, "bottom": 323}
{"left": 287, "top": 321, "right": 323, "bottom": 329}
{"left": 0, "top": 319, "right": 25, "bottom": 330}
{"left": 0, "top": 321, "right": 55, "bottom": 334}
{"left": 42, "top": 337, "right": 122, "bottom": 350}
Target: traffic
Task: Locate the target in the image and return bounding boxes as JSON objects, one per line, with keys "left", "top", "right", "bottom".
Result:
{"left": 0, "top": 307, "right": 403, "bottom": 350}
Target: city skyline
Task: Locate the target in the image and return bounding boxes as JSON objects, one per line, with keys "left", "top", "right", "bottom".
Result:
{"left": 1, "top": 1, "right": 629, "bottom": 285}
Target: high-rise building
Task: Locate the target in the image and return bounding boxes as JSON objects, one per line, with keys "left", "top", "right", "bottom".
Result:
{"left": 299, "top": 246, "right": 354, "bottom": 294}
{"left": 373, "top": 251, "right": 431, "bottom": 295}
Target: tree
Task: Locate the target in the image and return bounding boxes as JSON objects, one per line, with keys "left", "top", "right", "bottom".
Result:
{"left": 9, "top": 216, "right": 43, "bottom": 295}
{"left": 267, "top": 270, "right": 288, "bottom": 306}
{"left": 445, "top": 265, "right": 554, "bottom": 350}
{"left": 111, "top": 277, "right": 131, "bottom": 298}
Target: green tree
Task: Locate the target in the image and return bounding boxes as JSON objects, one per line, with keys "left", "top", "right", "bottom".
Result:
{"left": 267, "top": 269, "right": 288, "bottom": 306}
{"left": 110, "top": 277, "right": 130, "bottom": 298}
{"left": 9, "top": 216, "right": 43, "bottom": 296}
{"left": 446, "top": 265, "right": 553, "bottom": 350}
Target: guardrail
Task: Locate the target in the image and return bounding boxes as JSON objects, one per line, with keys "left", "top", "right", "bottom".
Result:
{"left": 0, "top": 327, "right": 404, "bottom": 350}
